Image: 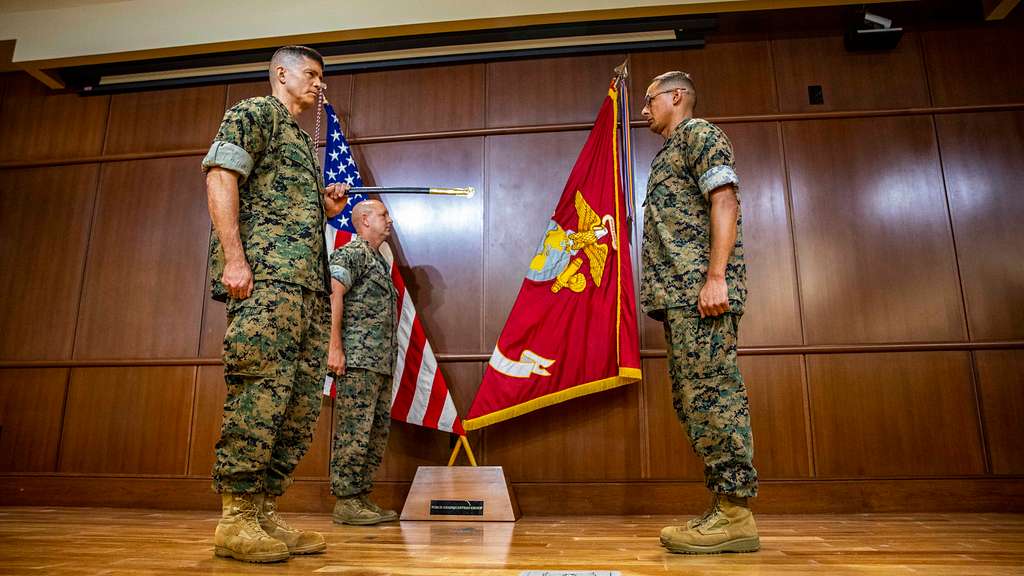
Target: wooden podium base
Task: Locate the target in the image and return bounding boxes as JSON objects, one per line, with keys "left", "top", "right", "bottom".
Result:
{"left": 400, "top": 466, "right": 520, "bottom": 522}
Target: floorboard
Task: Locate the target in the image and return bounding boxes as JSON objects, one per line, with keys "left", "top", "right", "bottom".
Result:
{"left": 0, "top": 508, "right": 1022, "bottom": 575}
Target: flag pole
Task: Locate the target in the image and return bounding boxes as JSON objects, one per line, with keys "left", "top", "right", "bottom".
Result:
{"left": 446, "top": 435, "right": 478, "bottom": 467}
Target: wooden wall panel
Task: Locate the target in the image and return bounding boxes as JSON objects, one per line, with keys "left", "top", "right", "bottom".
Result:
{"left": 486, "top": 53, "right": 625, "bottom": 127}
{"left": 60, "top": 367, "right": 195, "bottom": 474}
{"left": 357, "top": 137, "right": 484, "bottom": 354}
{"left": 104, "top": 85, "right": 226, "bottom": 154}
{"left": 725, "top": 122, "right": 802, "bottom": 346}
{"left": 741, "top": 355, "right": 811, "bottom": 479}
{"left": 187, "top": 366, "right": 225, "bottom": 477}
{"left": 923, "top": 25, "right": 1024, "bottom": 107}
{"left": 0, "top": 165, "right": 98, "bottom": 360}
{"left": 198, "top": 280, "right": 227, "bottom": 358}
{"left": 784, "top": 116, "right": 966, "bottom": 344}
{"left": 2, "top": 19, "right": 1023, "bottom": 513}
{"left": 935, "top": 111, "right": 1024, "bottom": 341}
{"left": 483, "top": 382, "right": 643, "bottom": 482}
{"left": 974, "top": 350, "right": 1024, "bottom": 475}
{"left": 644, "top": 355, "right": 808, "bottom": 481}
{"left": 188, "top": 366, "right": 332, "bottom": 479}
{"left": 75, "top": 157, "right": 210, "bottom": 359}
{"left": 350, "top": 64, "right": 484, "bottom": 137}
{"left": 0, "top": 73, "right": 108, "bottom": 162}
{"left": 484, "top": 130, "right": 589, "bottom": 346}
{"left": 772, "top": 33, "right": 930, "bottom": 113}
{"left": 433, "top": 362, "right": 482, "bottom": 429}
{"left": 630, "top": 122, "right": 801, "bottom": 349}
{"left": 629, "top": 41, "right": 777, "bottom": 118}
{"left": 376, "top": 421, "right": 455, "bottom": 482}
{"left": 226, "top": 74, "right": 354, "bottom": 139}
{"left": 643, "top": 358, "right": 709, "bottom": 480}
{"left": 808, "top": 352, "right": 985, "bottom": 477}
{"left": 0, "top": 368, "right": 67, "bottom": 473}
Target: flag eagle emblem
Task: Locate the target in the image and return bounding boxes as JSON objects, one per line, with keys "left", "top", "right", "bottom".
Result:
{"left": 527, "top": 191, "right": 617, "bottom": 294}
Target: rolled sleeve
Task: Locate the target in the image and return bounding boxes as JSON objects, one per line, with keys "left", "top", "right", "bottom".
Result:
{"left": 330, "top": 264, "right": 354, "bottom": 290}
{"left": 698, "top": 165, "right": 740, "bottom": 202}
{"left": 202, "top": 140, "right": 255, "bottom": 181}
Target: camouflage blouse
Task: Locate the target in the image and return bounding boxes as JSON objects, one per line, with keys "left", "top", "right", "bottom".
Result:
{"left": 329, "top": 237, "right": 398, "bottom": 376}
{"left": 202, "top": 95, "right": 329, "bottom": 300}
{"left": 640, "top": 118, "right": 747, "bottom": 321}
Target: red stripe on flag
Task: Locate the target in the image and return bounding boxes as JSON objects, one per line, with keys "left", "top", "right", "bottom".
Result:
{"left": 421, "top": 369, "right": 448, "bottom": 430}
{"left": 333, "top": 230, "right": 353, "bottom": 250}
{"left": 391, "top": 319, "right": 425, "bottom": 422}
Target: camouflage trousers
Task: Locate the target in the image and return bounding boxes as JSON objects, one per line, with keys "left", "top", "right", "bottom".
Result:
{"left": 330, "top": 368, "right": 393, "bottom": 497}
{"left": 663, "top": 308, "right": 758, "bottom": 498}
{"left": 212, "top": 281, "right": 329, "bottom": 496}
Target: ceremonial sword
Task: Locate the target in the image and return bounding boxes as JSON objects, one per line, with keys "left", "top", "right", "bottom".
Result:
{"left": 347, "top": 186, "right": 475, "bottom": 198}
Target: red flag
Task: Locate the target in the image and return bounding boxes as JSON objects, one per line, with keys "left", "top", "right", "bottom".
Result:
{"left": 463, "top": 84, "right": 641, "bottom": 430}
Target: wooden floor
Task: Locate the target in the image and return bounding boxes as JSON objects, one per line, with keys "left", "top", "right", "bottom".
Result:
{"left": 1, "top": 508, "right": 1023, "bottom": 575}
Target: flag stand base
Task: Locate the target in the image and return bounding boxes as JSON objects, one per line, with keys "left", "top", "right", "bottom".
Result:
{"left": 400, "top": 438, "right": 520, "bottom": 522}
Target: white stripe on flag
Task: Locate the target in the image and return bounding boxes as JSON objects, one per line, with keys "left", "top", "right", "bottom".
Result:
{"left": 405, "top": 341, "right": 437, "bottom": 426}
{"left": 437, "top": 392, "right": 459, "bottom": 433}
{"left": 325, "top": 225, "right": 338, "bottom": 256}
{"left": 392, "top": 289, "right": 416, "bottom": 407}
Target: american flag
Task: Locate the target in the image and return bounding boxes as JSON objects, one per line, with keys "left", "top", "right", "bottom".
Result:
{"left": 321, "top": 103, "right": 464, "bottom": 436}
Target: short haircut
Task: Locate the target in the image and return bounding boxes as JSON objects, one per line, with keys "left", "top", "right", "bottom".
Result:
{"left": 352, "top": 199, "right": 384, "bottom": 232}
{"left": 654, "top": 71, "right": 697, "bottom": 110}
{"left": 270, "top": 45, "right": 324, "bottom": 76}
{"left": 652, "top": 70, "right": 695, "bottom": 93}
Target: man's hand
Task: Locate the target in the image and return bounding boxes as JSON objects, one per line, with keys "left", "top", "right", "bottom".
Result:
{"left": 698, "top": 275, "right": 730, "bottom": 318}
{"left": 323, "top": 183, "right": 350, "bottom": 218}
{"left": 222, "top": 258, "right": 254, "bottom": 300}
{"left": 328, "top": 342, "right": 346, "bottom": 376}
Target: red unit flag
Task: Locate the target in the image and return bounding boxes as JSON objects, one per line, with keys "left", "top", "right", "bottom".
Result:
{"left": 464, "top": 83, "right": 641, "bottom": 430}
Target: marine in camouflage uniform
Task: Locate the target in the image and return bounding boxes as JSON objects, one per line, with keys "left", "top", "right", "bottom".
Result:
{"left": 326, "top": 200, "right": 399, "bottom": 525}
{"left": 642, "top": 116, "right": 757, "bottom": 498}
{"left": 640, "top": 71, "right": 759, "bottom": 554}
{"left": 202, "top": 45, "right": 346, "bottom": 562}
{"left": 204, "top": 93, "right": 331, "bottom": 498}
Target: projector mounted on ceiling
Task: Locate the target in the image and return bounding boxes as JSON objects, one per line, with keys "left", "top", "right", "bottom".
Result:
{"left": 844, "top": 11, "right": 903, "bottom": 52}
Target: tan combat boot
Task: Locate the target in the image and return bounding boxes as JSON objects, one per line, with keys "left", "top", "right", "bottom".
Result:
{"left": 332, "top": 495, "right": 385, "bottom": 525}
{"left": 685, "top": 493, "right": 719, "bottom": 529}
{"left": 359, "top": 492, "right": 398, "bottom": 522}
{"left": 660, "top": 496, "right": 760, "bottom": 554}
{"left": 257, "top": 494, "right": 327, "bottom": 555}
{"left": 214, "top": 493, "right": 290, "bottom": 563}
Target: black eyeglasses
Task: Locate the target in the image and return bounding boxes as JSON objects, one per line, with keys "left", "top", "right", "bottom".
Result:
{"left": 643, "top": 88, "right": 684, "bottom": 108}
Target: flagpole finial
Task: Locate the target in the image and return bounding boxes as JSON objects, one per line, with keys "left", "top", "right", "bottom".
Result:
{"left": 614, "top": 59, "right": 629, "bottom": 81}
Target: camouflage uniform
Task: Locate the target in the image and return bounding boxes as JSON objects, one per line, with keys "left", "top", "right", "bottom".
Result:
{"left": 328, "top": 236, "right": 398, "bottom": 497}
{"left": 641, "top": 118, "right": 758, "bottom": 498}
{"left": 202, "top": 95, "right": 331, "bottom": 496}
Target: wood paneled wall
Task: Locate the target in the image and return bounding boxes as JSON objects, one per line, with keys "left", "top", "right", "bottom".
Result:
{"left": 1, "top": 18, "right": 1022, "bottom": 514}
